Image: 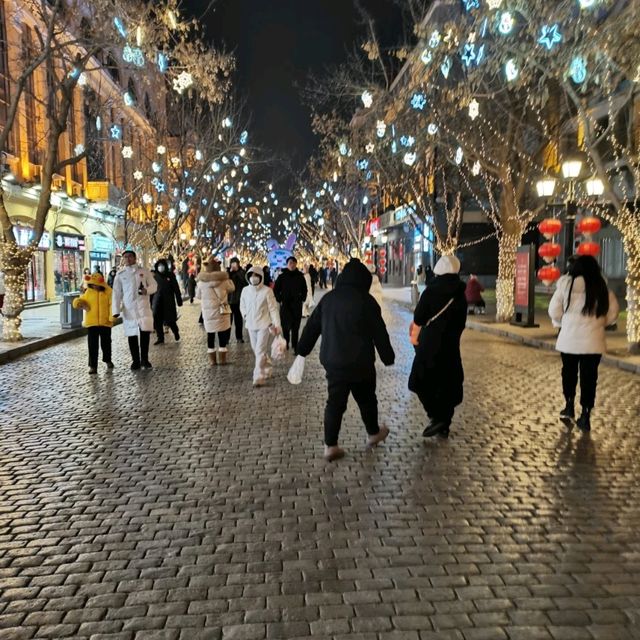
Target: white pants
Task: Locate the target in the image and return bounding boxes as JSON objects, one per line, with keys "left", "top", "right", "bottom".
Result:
{"left": 248, "top": 329, "right": 271, "bottom": 383}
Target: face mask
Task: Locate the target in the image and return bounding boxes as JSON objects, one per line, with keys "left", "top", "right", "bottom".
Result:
{"left": 250, "top": 276, "right": 261, "bottom": 285}
{"left": 157, "top": 265, "right": 166, "bottom": 273}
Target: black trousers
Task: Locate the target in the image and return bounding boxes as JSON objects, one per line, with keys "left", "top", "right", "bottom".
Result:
{"left": 230, "top": 303, "right": 243, "bottom": 340}
{"left": 154, "top": 316, "right": 179, "bottom": 341}
{"left": 87, "top": 326, "right": 112, "bottom": 368}
{"left": 561, "top": 353, "right": 602, "bottom": 409}
{"left": 324, "top": 375, "right": 380, "bottom": 447}
{"left": 414, "top": 386, "right": 456, "bottom": 424}
{"left": 280, "top": 302, "right": 303, "bottom": 351}
{"left": 128, "top": 332, "right": 151, "bottom": 364}
{"left": 207, "top": 328, "right": 231, "bottom": 349}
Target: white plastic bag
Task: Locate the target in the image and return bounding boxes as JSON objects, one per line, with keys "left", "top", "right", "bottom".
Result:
{"left": 287, "top": 355, "right": 306, "bottom": 385}
{"left": 270, "top": 335, "right": 287, "bottom": 362}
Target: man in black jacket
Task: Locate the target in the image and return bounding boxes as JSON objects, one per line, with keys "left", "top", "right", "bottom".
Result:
{"left": 297, "top": 258, "right": 395, "bottom": 461}
{"left": 227, "top": 257, "right": 247, "bottom": 343}
{"left": 274, "top": 256, "right": 307, "bottom": 352}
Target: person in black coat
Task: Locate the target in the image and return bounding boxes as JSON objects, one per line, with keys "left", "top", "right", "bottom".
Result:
{"left": 297, "top": 258, "right": 395, "bottom": 461}
{"left": 409, "top": 255, "right": 467, "bottom": 438}
{"left": 308, "top": 264, "right": 318, "bottom": 296}
{"left": 152, "top": 258, "right": 183, "bottom": 344}
{"left": 227, "top": 257, "right": 247, "bottom": 343}
{"left": 274, "top": 256, "right": 307, "bottom": 352}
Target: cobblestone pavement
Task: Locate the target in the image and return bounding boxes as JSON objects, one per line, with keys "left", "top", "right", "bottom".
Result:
{"left": 1, "top": 301, "right": 640, "bottom": 640}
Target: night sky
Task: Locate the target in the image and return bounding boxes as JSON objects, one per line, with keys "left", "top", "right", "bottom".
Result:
{"left": 186, "top": 0, "right": 403, "bottom": 187}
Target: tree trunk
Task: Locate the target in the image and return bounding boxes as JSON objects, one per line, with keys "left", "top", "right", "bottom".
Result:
{"left": 623, "top": 238, "right": 640, "bottom": 354}
{"left": 495, "top": 231, "right": 521, "bottom": 323}
{"left": 0, "top": 242, "right": 33, "bottom": 342}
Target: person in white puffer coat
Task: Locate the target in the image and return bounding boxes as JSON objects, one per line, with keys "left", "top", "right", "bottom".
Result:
{"left": 548, "top": 255, "right": 619, "bottom": 431}
{"left": 197, "top": 260, "right": 235, "bottom": 366}
{"left": 240, "top": 266, "right": 281, "bottom": 386}
{"left": 112, "top": 250, "right": 158, "bottom": 370}
{"left": 367, "top": 263, "right": 384, "bottom": 308}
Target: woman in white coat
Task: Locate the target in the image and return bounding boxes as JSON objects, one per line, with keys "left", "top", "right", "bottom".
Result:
{"left": 240, "top": 266, "right": 281, "bottom": 386}
{"left": 112, "top": 250, "right": 158, "bottom": 370}
{"left": 368, "top": 263, "right": 384, "bottom": 308}
{"left": 548, "top": 255, "right": 619, "bottom": 431}
{"left": 197, "top": 260, "right": 235, "bottom": 365}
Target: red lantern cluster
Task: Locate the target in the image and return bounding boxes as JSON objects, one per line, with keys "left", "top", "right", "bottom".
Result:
{"left": 537, "top": 265, "right": 561, "bottom": 286}
{"left": 538, "top": 242, "right": 562, "bottom": 263}
{"left": 538, "top": 218, "right": 562, "bottom": 239}
{"left": 575, "top": 216, "right": 602, "bottom": 257}
{"left": 576, "top": 241, "right": 600, "bottom": 257}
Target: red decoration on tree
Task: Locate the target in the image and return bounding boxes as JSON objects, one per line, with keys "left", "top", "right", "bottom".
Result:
{"left": 538, "top": 242, "right": 562, "bottom": 263}
{"left": 538, "top": 218, "right": 562, "bottom": 239}
{"left": 537, "top": 265, "right": 561, "bottom": 286}
{"left": 576, "top": 241, "right": 601, "bottom": 257}
{"left": 576, "top": 216, "right": 602, "bottom": 236}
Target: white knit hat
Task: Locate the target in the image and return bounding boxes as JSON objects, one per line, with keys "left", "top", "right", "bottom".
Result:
{"left": 433, "top": 255, "right": 461, "bottom": 276}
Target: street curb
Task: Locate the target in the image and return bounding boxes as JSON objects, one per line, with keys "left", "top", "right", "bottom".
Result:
{"left": 393, "top": 299, "right": 640, "bottom": 376}
{"left": 0, "top": 318, "right": 123, "bottom": 366}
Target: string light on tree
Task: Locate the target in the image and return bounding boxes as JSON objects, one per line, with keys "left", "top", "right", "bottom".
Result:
{"left": 173, "top": 71, "right": 193, "bottom": 94}
{"left": 468, "top": 99, "right": 480, "bottom": 120}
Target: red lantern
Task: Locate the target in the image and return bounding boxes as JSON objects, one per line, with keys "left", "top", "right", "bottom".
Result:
{"left": 537, "top": 265, "right": 561, "bottom": 286}
{"left": 538, "top": 242, "right": 562, "bottom": 263}
{"left": 576, "top": 216, "right": 602, "bottom": 236}
{"left": 576, "top": 241, "right": 601, "bottom": 257}
{"left": 538, "top": 218, "right": 562, "bottom": 239}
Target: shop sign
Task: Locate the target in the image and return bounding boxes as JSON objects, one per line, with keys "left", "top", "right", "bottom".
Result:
{"left": 15, "top": 225, "right": 50, "bottom": 250}
{"left": 90, "top": 251, "right": 110, "bottom": 260}
{"left": 365, "top": 217, "right": 380, "bottom": 236}
{"left": 54, "top": 232, "right": 85, "bottom": 251}
{"left": 91, "top": 235, "right": 115, "bottom": 254}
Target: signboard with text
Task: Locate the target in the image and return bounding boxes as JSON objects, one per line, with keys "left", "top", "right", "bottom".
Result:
{"left": 15, "top": 225, "right": 50, "bottom": 250}
{"left": 54, "top": 232, "right": 85, "bottom": 252}
{"left": 512, "top": 244, "right": 537, "bottom": 327}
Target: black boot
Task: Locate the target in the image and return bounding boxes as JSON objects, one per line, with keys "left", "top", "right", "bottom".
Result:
{"left": 560, "top": 397, "right": 575, "bottom": 420}
{"left": 577, "top": 407, "right": 592, "bottom": 432}
{"left": 422, "top": 420, "right": 450, "bottom": 438}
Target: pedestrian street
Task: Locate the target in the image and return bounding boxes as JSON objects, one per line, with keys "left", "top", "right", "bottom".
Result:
{"left": 1, "top": 301, "right": 640, "bottom": 640}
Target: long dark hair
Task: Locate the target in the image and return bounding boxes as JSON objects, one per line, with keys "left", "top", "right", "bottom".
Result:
{"left": 567, "top": 255, "right": 609, "bottom": 318}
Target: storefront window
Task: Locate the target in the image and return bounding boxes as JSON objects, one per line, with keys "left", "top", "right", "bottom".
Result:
{"left": 52, "top": 232, "right": 85, "bottom": 297}
{"left": 24, "top": 252, "right": 46, "bottom": 303}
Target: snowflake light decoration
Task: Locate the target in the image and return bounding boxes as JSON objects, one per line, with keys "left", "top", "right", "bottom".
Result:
{"left": 420, "top": 49, "right": 433, "bottom": 66}
{"left": 339, "top": 142, "right": 348, "bottom": 156}
{"left": 173, "top": 71, "right": 193, "bottom": 94}
{"left": 110, "top": 125, "right": 121, "bottom": 140}
{"left": 240, "top": 131, "right": 248, "bottom": 144}
{"left": 463, "top": 0, "right": 480, "bottom": 10}
{"left": 155, "top": 205, "right": 163, "bottom": 214}
{"left": 243, "top": 165, "right": 250, "bottom": 174}
{"left": 487, "top": 0, "right": 503, "bottom": 8}
{"left": 185, "top": 187, "right": 196, "bottom": 197}
{"left": 212, "top": 161, "right": 221, "bottom": 172}
{"left": 403, "top": 152, "right": 417, "bottom": 166}
{"left": 361, "top": 90, "right": 373, "bottom": 108}
{"left": 538, "top": 24, "right": 562, "bottom": 50}
{"left": 570, "top": 56, "right": 587, "bottom": 84}
{"left": 123, "top": 45, "right": 144, "bottom": 68}
{"left": 472, "top": 160, "right": 481, "bottom": 175}
{"left": 73, "top": 144, "right": 84, "bottom": 156}
{"left": 468, "top": 99, "right": 479, "bottom": 120}
{"left": 152, "top": 162, "right": 161, "bottom": 173}
{"left": 505, "top": 58, "right": 519, "bottom": 81}
{"left": 179, "top": 200, "right": 188, "bottom": 213}
{"left": 121, "top": 145, "right": 133, "bottom": 158}
{"left": 411, "top": 92, "right": 427, "bottom": 110}
{"left": 170, "top": 156, "right": 181, "bottom": 168}
{"left": 400, "top": 135, "right": 415, "bottom": 148}
{"left": 157, "top": 145, "right": 166, "bottom": 155}
{"left": 142, "top": 193, "right": 153, "bottom": 204}
{"left": 168, "top": 208, "right": 176, "bottom": 220}
{"left": 376, "top": 120, "right": 386, "bottom": 138}
{"left": 133, "top": 170, "right": 143, "bottom": 181}
{"left": 195, "top": 150, "right": 203, "bottom": 161}
{"left": 427, "top": 123, "right": 439, "bottom": 135}
{"left": 222, "top": 117, "right": 232, "bottom": 128}
{"left": 498, "top": 12, "right": 514, "bottom": 35}
{"left": 428, "top": 30, "right": 441, "bottom": 48}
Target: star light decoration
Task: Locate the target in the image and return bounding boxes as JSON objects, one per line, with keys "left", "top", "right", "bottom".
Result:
{"left": 538, "top": 24, "right": 562, "bottom": 50}
{"left": 157, "top": 145, "right": 166, "bottom": 155}
{"left": 110, "top": 125, "right": 121, "bottom": 140}
{"left": 142, "top": 193, "right": 153, "bottom": 204}
{"left": 468, "top": 99, "right": 479, "bottom": 120}
{"left": 121, "top": 145, "right": 133, "bottom": 158}
{"left": 365, "top": 142, "right": 375, "bottom": 153}
{"left": 172, "top": 71, "right": 193, "bottom": 94}
{"left": 461, "top": 43, "right": 477, "bottom": 67}
{"left": 411, "top": 92, "right": 427, "bottom": 110}
{"left": 155, "top": 205, "right": 163, "bottom": 213}
{"left": 185, "top": 186, "right": 196, "bottom": 197}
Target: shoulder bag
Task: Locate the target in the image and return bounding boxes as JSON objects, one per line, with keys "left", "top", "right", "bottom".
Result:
{"left": 211, "top": 283, "right": 232, "bottom": 315}
{"left": 409, "top": 297, "right": 454, "bottom": 346}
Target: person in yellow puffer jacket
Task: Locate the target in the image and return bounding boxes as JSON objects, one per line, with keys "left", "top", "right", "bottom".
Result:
{"left": 73, "top": 272, "right": 115, "bottom": 374}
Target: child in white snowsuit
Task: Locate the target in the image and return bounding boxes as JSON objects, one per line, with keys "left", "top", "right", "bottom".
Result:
{"left": 240, "top": 266, "right": 281, "bottom": 386}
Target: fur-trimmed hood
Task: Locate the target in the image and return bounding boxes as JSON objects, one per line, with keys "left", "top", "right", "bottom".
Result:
{"left": 198, "top": 270, "right": 230, "bottom": 283}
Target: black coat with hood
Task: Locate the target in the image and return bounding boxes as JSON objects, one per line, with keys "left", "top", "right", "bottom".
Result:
{"left": 409, "top": 273, "right": 467, "bottom": 406}
{"left": 228, "top": 266, "right": 247, "bottom": 305}
{"left": 152, "top": 259, "right": 183, "bottom": 322}
{"left": 297, "top": 258, "right": 395, "bottom": 381}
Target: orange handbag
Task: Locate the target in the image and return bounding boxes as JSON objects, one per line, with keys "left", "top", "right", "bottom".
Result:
{"left": 409, "top": 322, "right": 421, "bottom": 346}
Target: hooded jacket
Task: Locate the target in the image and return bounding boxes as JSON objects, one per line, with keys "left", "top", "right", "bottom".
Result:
{"left": 227, "top": 265, "right": 247, "bottom": 304}
{"left": 73, "top": 273, "right": 114, "bottom": 327}
{"left": 239, "top": 266, "right": 281, "bottom": 331}
{"left": 549, "top": 275, "right": 619, "bottom": 354}
{"left": 152, "top": 259, "right": 183, "bottom": 323}
{"left": 197, "top": 270, "right": 235, "bottom": 333}
{"left": 297, "top": 258, "right": 395, "bottom": 380}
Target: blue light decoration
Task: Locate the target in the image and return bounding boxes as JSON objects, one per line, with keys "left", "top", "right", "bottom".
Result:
{"left": 233, "top": 155, "right": 241, "bottom": 166}
{"left": 157, "top": 52, "right": 168, "bottom": 73}
{"left": 463, "top": 0, "right": 480, "bottom": 10}
{"left": 498, "top": 11, "right": 514, "bottom": 35}
{"left": 480, "top": 17, "right": 489, "bottom": 38}
{"left": 538, "top": 24, "right": 562, "bottom": 50}
{"left": 123, "top": 45, "right": 145, "bottom": 67}
{"left": 152, "top": 161, "right": 161, "bottom": 173}
{"left": 569, "top": 55, "right": 587, "bottom": 84}
{"left": 240, "top": 130, "right": 248, "bottom": 145}
{"left": 411, "top": 92, "right": 427, "bottom": 110}
{"left": 461, "top": 43, "right": 476, "bottom": 67}
{"left": 186, "top": 187, "right": 196, "bottom": 197}
{"left": 202, "top": 198, "right": 208, "bottom": 206}
{"left": 339, "top": 142, "right": 348, "bottom": 156}
{"left": 441, "top": 56, "right": 452, "bottom": 79}
{"left": 428, "top": 30, "right": 441, "bottom": 48}
{"left": 391, "top": 140, "right": 398, "bottom": 154}
{"left": 69, "top": 67, "right": 80, "bottom": 79}
{"left": 243, "top": 165, "right": 250, "bottom": 174}
{"left": 154, "top": 181, "right": 166, "bottom": 193}
{"left": 113, "top": 17, "right": 127, "bottom": 38}
{"left": 475, "top": 44, "right": 486, "bottom": 66}
{"left": 96, "top": 116, "right": 102, "bottom": 131}
{"left": 123, "top": 91, "right": 135, "bottom": 107}
{"left": 420, "top": 49, "right": 433, "bottom": 65}
{"left": 212, "top": 161, "right": 221, "bottom": 172}
{"left": 400, "top": 135, "right": 415, "bottom": 147}
{"left": 366, "top": 170, "right": 373, "bottom": 180}
{"left": 357, "top": 159, "right": 369, "bottom": 171}
{"left": 109, "top": 125, "right": 121, "bottom": 140}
